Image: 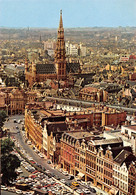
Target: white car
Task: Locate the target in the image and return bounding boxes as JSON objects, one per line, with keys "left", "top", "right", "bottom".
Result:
{"left": 1, "top": 185, "right": 8, "bottom": 190}
{"left": 27, "top": 141, "right": 31, "bottom": 145}
{"left": 62, "top": 171, "right": 68, "bottom": 176}
{"left": 81, "top": 180, "right": 86, "bottom": 185}
{"left": 16, "top": 189, "right": 22, "bottom": 194}
{"left": 28, "top": 157, "right": 33, "bottom": 161}
{"left": 39, "top": 153, "right": 44, "bottom": 158}
{"left": 82, "top": 188, "right": 91, "bottom": 194}
{"left": 60, "top": 179, "right": 66, "bottom": 184}
{"left": 76, "top": 189, "right": 83, "bottom": 194}
{"left": 16, "top": 168, "right": 23, "bottom": 173}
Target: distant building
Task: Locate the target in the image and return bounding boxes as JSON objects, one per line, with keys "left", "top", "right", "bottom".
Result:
{"left": 79, "top": 86, "right": 108, "bottom": 102}
{"left": 65, "top": 42, "right": 79, "bottom": 56}
{"left": 43, "top": 39, "right": 56, "bottom": 50}
{"left": 79, "top": 43, "right": 87, "bottom": 57}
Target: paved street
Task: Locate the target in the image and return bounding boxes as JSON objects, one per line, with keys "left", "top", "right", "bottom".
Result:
{"left": 4, "top": 115, "right": 72, "bottom": 179}
{"left": 1, "top": 191, "right": 15, "bottom": 195}
{"left": 3, "top": 114, "right": 108, "bottom": 195}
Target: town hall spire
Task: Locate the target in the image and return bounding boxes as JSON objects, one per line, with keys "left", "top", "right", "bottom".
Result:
{"left": 55, "top": 10, "right": 66, "bottom": 80}
{"left": 59, "top": 10, "right": 63, "bottom": 29}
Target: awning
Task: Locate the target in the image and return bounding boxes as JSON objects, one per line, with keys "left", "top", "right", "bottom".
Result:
{"left": 78, "top": 172, "right": 85, "bottom": 178}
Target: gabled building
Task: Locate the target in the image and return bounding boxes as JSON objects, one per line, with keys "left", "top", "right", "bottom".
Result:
{"left": 113, "top": 149, "right": 136, "bottom": 195}
{"left": 43, "top": 115, "right": 67, "bottom": 163}
{"left": 60, "top": 131, "right": 93, "bottom": 175}
{"left": 86, "top": 138, "right": 123, "bottom": 184}
{"left": 128, "top": 161, "right": 136, "bottom": 195}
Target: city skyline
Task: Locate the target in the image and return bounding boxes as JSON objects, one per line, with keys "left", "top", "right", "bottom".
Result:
{"left": 0, "top": 0, "right": 136, "bottom": 28}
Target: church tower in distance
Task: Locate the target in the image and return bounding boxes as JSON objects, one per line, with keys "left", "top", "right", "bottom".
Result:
{"left": 55, "top": 10, "right": 66, "bottom": 80}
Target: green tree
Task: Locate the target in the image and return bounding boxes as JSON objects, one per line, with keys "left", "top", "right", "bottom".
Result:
{"left": 1, "top": 138, "right": 20, "bottom": 185}
{"left": 0, "top": 110, "right": 7, "bottom": 137}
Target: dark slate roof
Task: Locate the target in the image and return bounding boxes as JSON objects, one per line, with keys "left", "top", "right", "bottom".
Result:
{"left": 36, "top": 64, "right": 56, "bottom": 74}
{"left": 46, "top": 122, "right": 67, "bottom": 136}
{"left": 66, "top": 63, "right": 80, "bottom": 73}
{"left": 110, "top": 146, "right": 132, "bottom": 159}
{"left": 36, "top": 62, "right": 80, "bottom": 74}
{"left": 114, "top": 149, "right": 136, "bottom": 166}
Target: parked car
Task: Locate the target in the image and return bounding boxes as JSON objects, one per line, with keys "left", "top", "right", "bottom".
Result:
{"left": 62, "top": 171, "right": 68, "bottom": 176}
{"left": 14, "top": 119, "right": 17, "bottom": 123}
{"left": 82, "top": 188, "right": 91, "bottom": 194}
{"left": 66, "top": 182, "right": 71, "bottom": 187}
{"left": 50, "top": 172, "right": 55, "bottom": 177}
{"left": 60, "top": 179, "right": 66, "bottom": 184}
{"left": 90, "top": 187, "right": 96, "bottom": 193}
{"left": 67, "top": 175, "right": 74, "bottom": 180}
{"left": 54, "top": 175, "right": 60, "bottom": 180}
{"left": 72, "top": 181, "right": 79, "bottom": 187}
{"left": 76, "top": 189, "right": 84, "bottom": 194}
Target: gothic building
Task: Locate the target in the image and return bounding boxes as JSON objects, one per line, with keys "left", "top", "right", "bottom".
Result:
{"left": 25, "top": 10, "right": 80, "bottom": 87}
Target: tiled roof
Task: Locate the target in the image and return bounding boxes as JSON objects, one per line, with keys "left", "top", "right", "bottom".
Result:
{"left": 46, "top": 122, "right": 67, "bottom": 136}
{"left": 111, "top": 146, "right": 132, "bottom": 159}
{"left": 36, "top": 62, "right": 80, "bottom": 74}
{"left": 66, "top": 63, "right": 80, "bottom": 73}
{"left": 36, "top": 64, "right": 56, "bottom": 74}
{"left": 114, "top": 149, "right": 136, "bottom": 166}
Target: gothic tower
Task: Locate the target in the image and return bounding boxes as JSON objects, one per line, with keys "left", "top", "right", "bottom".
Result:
{"left": 55, "top": 10, "right": 66, "bottom": 80}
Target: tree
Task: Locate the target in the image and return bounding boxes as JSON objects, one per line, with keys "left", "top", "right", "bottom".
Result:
{"left": 0, "top": 110, "right": 7, "bottom": 138}
{"left": 1, "top": 138, "right": 20, "bottom": 185}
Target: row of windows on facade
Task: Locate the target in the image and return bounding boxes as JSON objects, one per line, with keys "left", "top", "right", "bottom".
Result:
{"left": 128, "top": 187, "right": 135, "bottom": 195}
{"left": 75, "top": 153, "right": 85, "bottom": 160}
{"left": 114, "top": 179, "right": 128, "bottom": 191}
{"left": 11, "top": 104, "right": 24, "bottom": 108}
{"left": 129, "top": 169, "right": 135, "bottom": 176}
{"left": 86, "top": 168, "right": 95, "bottom": 176}
{"left": 128, "top": 179, "right": 135, "bottom": 186}
{"left": 75, "top": 156, "right": 85, "bottom": 163}
{"left": 61, "top": 151, "right": 74, "bottom": 162}
{"left": 114, "top": 165, "right": 127, "bottom": 172}
{"left": 88, "top": 145, "right": 95, "bottom": 152}
{"left": 62, "top": 144, "right": 74, "bottom": 152}
{"left": 86, "top": 154, "right": 96, "bottom": 161}
{"left": 114, "top": 172, "right": 127, "bottom": 181}
{"left": 104, "top": 178, "right": 112, "bottom": 186}
{"left": 86, "top": 161, "right": 96, "bottom": 169}
{"left": 58, "top": 70, "right": 65, "bottom": 75}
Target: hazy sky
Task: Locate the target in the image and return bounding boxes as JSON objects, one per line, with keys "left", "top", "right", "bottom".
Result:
{"left": 0, "top": 0, "right": 136, "bottom": 28}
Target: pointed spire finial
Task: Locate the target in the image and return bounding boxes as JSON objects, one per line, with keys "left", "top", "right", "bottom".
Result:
{"left": 59, "top": 9, "right": 63, "bottom": 28}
